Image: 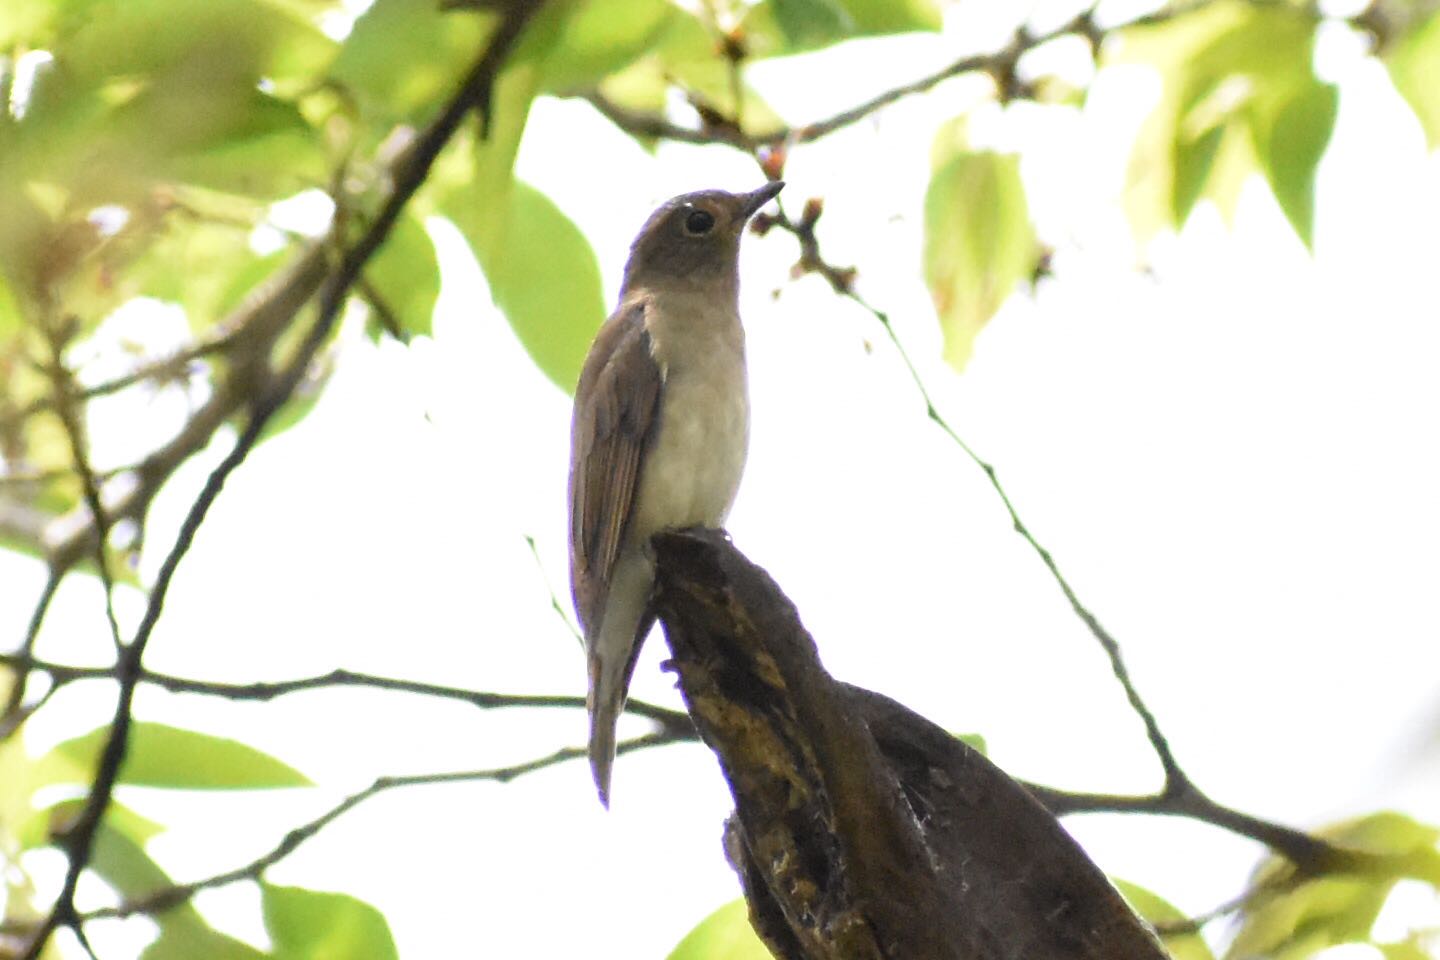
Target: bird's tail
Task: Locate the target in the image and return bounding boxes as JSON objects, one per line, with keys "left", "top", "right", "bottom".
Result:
{"left": 587, "top": 649, "right": 627, "bottom": 808}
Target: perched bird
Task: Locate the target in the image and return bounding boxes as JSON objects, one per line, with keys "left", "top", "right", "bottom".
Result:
{"left": 568, "top": 182, "right": 784, "bottom": 806}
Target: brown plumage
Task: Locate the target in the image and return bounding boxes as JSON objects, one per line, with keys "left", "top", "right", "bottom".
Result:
{"left": 568, "top": 183, "right": 783, "bottom": 805}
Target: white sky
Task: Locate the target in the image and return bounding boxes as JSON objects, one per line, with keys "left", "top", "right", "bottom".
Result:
{"left": 3, "top": 4, "right": 1439, "bottom": 958}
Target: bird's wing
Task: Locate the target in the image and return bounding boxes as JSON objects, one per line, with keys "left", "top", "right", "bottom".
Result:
{"left": 568, "top": 299, "right": 663, "bottom": 638}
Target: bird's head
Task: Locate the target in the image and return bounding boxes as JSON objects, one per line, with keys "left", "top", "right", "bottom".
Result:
{"left": 621, "top": 182, "right": 784, "bottom": 294}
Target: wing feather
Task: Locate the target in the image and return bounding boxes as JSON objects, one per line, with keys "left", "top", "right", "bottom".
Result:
{"left": 568, "top": 300, "right": 662, "bottom": 637}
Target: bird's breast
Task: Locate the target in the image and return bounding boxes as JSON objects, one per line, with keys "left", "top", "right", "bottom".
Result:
{"left": 631, "top": 314, "right": 749, "bottom": 540}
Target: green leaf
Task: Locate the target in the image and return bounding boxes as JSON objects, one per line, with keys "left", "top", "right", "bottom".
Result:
{"left": 20, "top": 798, "right": 167, "bottom": 851}
{"left": 57, "top": 0, "right": 334, "bottom": 88}
{"left": 667, "top": 899, "right": 771, "bottom": 960}
{"left": 615, "top": 10, "right": 784, "bottom": 132}
{"left": 86, "top": 820, "right": 268, "bottom": 960}
{"left": 52, "top": 721, "right": 311, "bottom": 789}
{"left": 0, "top": 272, "right": 22, "bottom": 337}
{"left": 954, "top": 732, "right": 987, "bottom": 755}
{"left": 1172, "top": 123, "right": 1225, "bottom": 226}
{"left": 540, "top": 0, "right": 675, "bottom": 94}
{"left": 0, "top": 0, "right": 59, "bottom": 47}
{"left": 158, "top": 93, "right": 327, "bottom": 200}
{"left": 1114, "top": 1, "right": 1324, "bottom": 243}
{"left": 328, "top": 0, "right": 492, "bottom": 129}
{"left": 262, "top": 883, "right": 399, "bottom": 960}
{"left": 834, "top": 0, "right": 939, "bottom": 35}
{"left": 923, "top": 120, "right": 1038, "bottom": 374}
{"left": 363, "top": 214, "right": 440, "bottom": 341}
{"left": 1113, "top": 879, "right": 1215, "bottom": 960}
{"left": 772, "top": 0, "right": 855, "bottom": 48}
{"left": 443, "top": 179, "right": 605, "bottom": 393}
{"left": 1386, "top": 12, "right": 1440, "bottom": 149}
{"left": 1228, "top": 812, "right": 1440, "bottom": 960}
{"left": 1254, "top": 80, "right": 1337, "bottom": 248}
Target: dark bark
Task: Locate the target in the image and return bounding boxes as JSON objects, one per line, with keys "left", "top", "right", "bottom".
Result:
{"left": 651, "top": 528, "right": 1171, "bottom": 960}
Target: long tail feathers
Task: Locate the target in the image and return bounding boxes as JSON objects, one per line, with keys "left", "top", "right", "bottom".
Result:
{"left": 587, "top": 652, "right": 625, "bottom": 808}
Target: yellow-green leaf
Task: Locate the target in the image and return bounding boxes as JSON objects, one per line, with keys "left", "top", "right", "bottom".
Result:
{"left": 52, "top": 721, "right": 311, "bottom": 789}
{"left": 1113, "top": 0, "right": 1323, "bottom": 243}
{"left": 540, "top": 0, "right": 675, "bottom": 94}
{"left": 667, "top": 899, "right": 771, "bottom": 960}
{"left": 1113, "top": 879, "right": 1215, "bottom": 960}
{"left": 923, "top": 120, "right": 1037, "bottom": 373}
{"left": 444, "top": 179, "right": 605, "bottom": 393}
{"left": 1254, "top": 80, "right": 1337, "bottom": 249}
{"left": 1386, "top": 11, "right": 1440, "bottom": 149}
{"left": 1228, "top": 812, "right": 1440, "bottom": 960}
{"left": 263, "top": 883, "right": 399, "bottom": 960}
{"left": 364, "top": 213, "right": 440, "bottom": 341}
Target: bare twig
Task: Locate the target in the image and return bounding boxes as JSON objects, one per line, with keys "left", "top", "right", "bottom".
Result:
{"left": 1, "top": 564, "right": 61, "bottom": 736}
{"left": 524, "top": 534, "right": 583, "bottom": 646}
{"left": 0, "top": 731, "right": 672, "bottom": 935}
{"left": 764, "top": 202, "right": 1188, "bottom": 794}
{"left": 0, "top": 649, "right": 694, "bottom": 735}
{"left": 39, "top": 317, "right": 126, "bottom": 657}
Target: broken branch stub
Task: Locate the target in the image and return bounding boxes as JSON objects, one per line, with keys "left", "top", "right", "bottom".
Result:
{"left": 650, "top": 528, "right": 1170, "bottom": 960}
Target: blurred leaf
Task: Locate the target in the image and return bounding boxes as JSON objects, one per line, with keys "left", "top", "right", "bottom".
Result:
{"left": 955, "top": 732, "right": 987, "bottom": 755}
{"left": 540, "top": 0, "right": 675, "bottom": 93}
{"left": 53, "top": 721, "right": 311, "bottom": 789}
{"left": 0, "top": 273, "right": 22, "bottom": 336}
{"left": 159, "top": 94, "right": 327, "bottom": 201}
{"left": 1114, "top": 0, "right": 1324, "bottom": 243}
{"left": 106, "top": 217, "right": 277, "bottom": 334}
{"left": 1254, "top": 81, "right": 1337, "bottom": 248}
{"left": 835, "top": 0, "right": 940, "bottom": 34}
{"left": 1379, "top": 937, "right": 1436, "bottom": 960}
{"left": 20, "top": 798, "right": 167, "bottom": 850}
{"left": 86, "top": 820, "right": 268, "bottom": 960}
{"left": 667, "top": 898, "right": 771, "bottom": 960}
{"left": 262, "top": 883, "right": 399, "bottom": 960}
{"left": 772, "top": 0, "right": 855, "bottom": 48}
{"left": 56, "top": 0, "right": 333, "bottom": 88}
{"left": 1113, "top": 879, "right": 1215, "bottom": 960}
{"left": 0, "top": 0, "right": 59, "bottom": 46}
{"left": 443, "top": 179, "right": 605, "bottom": 392}
{"left": 608, "top": 10, "right": 785, "bottom": 133}
{"left": 257, "top": 362, "right": 334, "bottom": 445}
{"left": 1173, "top": 124, "right": 1225, "bottom": 226}
{"left": 923, "top": 120, "right": 1038, "bottom": 373}
{"left": 1386, "top": 11, "right": 1440, "bottom": 149}
{"left": 743, "top": 0, "right": 938, "bottom": 55}
{"left": 363, "top": 214, "right": 440, "bottom": 341}
{"left": 328, "top": 0, "right": 493, "bottom": 128}
{"left": 1228, "top": 812, "right": 1440, "bottom": 960}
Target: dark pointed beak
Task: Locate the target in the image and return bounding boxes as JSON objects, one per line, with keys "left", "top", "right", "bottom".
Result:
{"left": 741, "top": 180, "right": 785, "bottom": 218}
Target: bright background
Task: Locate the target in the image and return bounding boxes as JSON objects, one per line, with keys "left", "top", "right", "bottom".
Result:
{"left": 4, "top": 2, "right": 1439, "bottom": 957}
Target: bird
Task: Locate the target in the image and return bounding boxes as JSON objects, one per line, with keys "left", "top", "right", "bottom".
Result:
{"left": 568, "top": 181, "right": 784, "bottom": 807}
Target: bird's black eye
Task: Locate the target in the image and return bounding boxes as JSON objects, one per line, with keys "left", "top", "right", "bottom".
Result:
{"left": 684, "top": 209, "right": 715, "bottom": 235}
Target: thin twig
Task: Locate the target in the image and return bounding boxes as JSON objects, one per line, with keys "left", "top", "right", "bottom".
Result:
{"left": 0, "top": 649, "right": 693, "bottom": 733}
{"left": 40, "top": 319, "right": 127, "bottom": 657}
{"left": 763, "top": 204, "right": 1188, "bottom": 791}
{"left": 1, "top": 565, "right": 61, "bottom": 736}
{"left": 524, "top": 534, "right": 583, "bottom": 647}
{"left": 78, "top": 733, "right": 672, "bottom": 925}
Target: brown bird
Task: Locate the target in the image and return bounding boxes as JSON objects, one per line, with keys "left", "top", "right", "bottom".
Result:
{"left": 568, "top": 182, "right": 784, "bottom": 806}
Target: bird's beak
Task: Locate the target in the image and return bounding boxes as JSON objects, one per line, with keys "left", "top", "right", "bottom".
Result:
{"left": 740, "top": 180, "right": 785, "bottom": 218}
